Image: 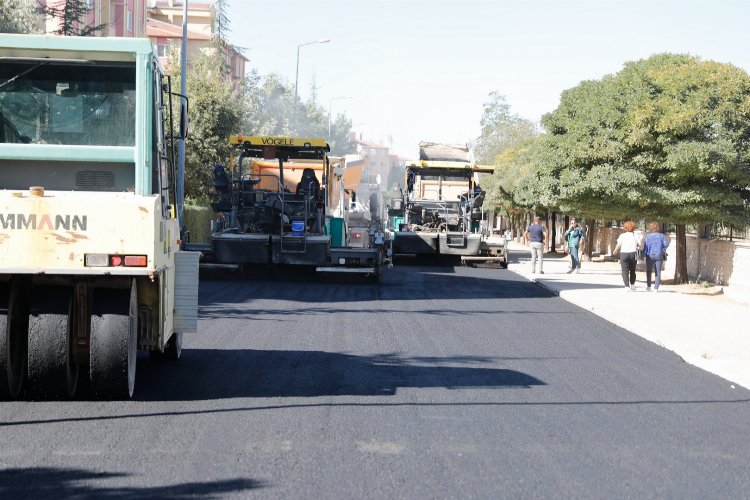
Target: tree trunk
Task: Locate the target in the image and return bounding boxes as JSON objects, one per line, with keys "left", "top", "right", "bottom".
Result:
{"left": 674, "top": 223, "right": 689, "bottom": 284}
{"left": 550, "top": 212, "right": 557, "bottom": 252}
{"left": 585, "top": 219, "right": 595, "bottom": 259}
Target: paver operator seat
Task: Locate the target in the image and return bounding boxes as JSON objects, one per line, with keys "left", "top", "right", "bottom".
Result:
{"left": 296, "top": 167, "right": 321, "bottom": 200}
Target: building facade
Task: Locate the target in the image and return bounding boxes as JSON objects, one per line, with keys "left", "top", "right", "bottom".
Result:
{"left": 36, "top": 0, "right": 246, "bottom": 90}
{"left": 353, "top": 136, "right": 390, "bottom": 186}
{"left": 146, "top": 1, "right": 245, "bottom": 90}
{"left": 38, "top": 0, "right": 147, "bottom": 37}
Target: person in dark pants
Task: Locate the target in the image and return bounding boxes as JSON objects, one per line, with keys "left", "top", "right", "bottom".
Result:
{"left": 642, "top": 221, "right": 669, "bottom": 293}
{"left": 563, "top": 218, "right": 585, "bottom": 273}
{"left": 613, "top": 220, "right": 642, "bottom": 291}
{"left": 523, "top": 216, "right": 546, "bottom": 274}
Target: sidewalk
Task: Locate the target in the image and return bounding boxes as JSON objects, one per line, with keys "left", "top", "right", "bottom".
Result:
{"left": 506, "top": 241, "right": 750, "bottom": 389}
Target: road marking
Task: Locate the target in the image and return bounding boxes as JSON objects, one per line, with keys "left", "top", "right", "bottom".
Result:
{"left": 356, "top": 439, "right": 405, "bottom": 455}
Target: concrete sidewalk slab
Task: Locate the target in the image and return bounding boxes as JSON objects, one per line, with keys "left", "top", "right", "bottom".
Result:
{"left": 506, "top": 241, "right": 750, "bottom": 389}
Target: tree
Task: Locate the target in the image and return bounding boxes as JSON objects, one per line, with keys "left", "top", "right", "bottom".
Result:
{"left": 496, "top": 137, "right": 562, "bottom": 211}
{"left": 0, "top": 0, "right": 41, "bottom": 34}
{"left": 484, "top": 136, "right": 563, "bottom": 239}
{"left": 474, "top": 91, "right": 538, "bottom": 165}
{"left": 243, "top": 72, "right": 355, "bottom": 155}
{"left": 328, "top": 112, "right": 355, "bottom": 156}
{"left": 167, "top": 44, "right": 246, "bottom": 199}
{"left": 541, "top": 54, "right": 750, "bottom": 283}
{"left": 38, "top": 0, "right": 106, "bottom": 36}
{"left": 163, "top": 42, "right": 358, "bottom": 198}
{"left": 210, "top": 0, "right": 244, "bottom": 65}
{"left": 622, "top": 54, "right": 750, "bottom": 282}
{"left": 244, "top": 72, "right": 296, "bottom": 137}
{"left": 308, "top": 73, "right": 318, "bottom": 107}
{"left": 542, "top": 74, "right": 650, "bottom": 220}
{"left": 475, "top": 91, "right": 542, "bottom": 235}
{"left": 169, "top": 54, "right": 355, "bottom": 199}
{"left": 213, "top": 0, "right": 231, "bottom": 40}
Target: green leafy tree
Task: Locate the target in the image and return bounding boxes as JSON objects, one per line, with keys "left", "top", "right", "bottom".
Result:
{"left": 167, "top": 44, "right": 246, "bottom": 199}
{"left": 542, "top": 53, "right": 750, "bottom": 283}
{"left": 0, "top": 0, "right": 41, "bottom": 33}
{"left": 475, "top": 91, "right": 542, "bottom": 235}
{"left": 623, "top": 54, "right": 750, "bottom": 282}
{"left": 39, "top": 0, "right": 106, "bottom": 36}
{"left": 244, "top": 72, "right": 296, "bottom": 136}
{"left": 542, "top": 74, "right": 650, "bottom": 219}
{"left": 327, "top": 112, "right": 355, "bottom": 156}
{"left": 491, "top": 137, "right": 561, "bottom": 211}
{"left": 485, "top": 136, "right": 562, "bottom": 238}
{"left": 474, "top": 91, "right": 538, "bottom": 165}
{"left": 243, "top": 72, "right": 354, "bottom": 155}
{"left": 163, "top": 43, "right": 357, "bottom": 200}
{"left": 169, "top": 52, "right": 354, "bottom": 199}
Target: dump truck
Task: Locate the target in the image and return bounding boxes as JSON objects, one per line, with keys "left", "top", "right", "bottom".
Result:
{"left": 0, "top": 35, "right": 199, "bottom": 399}
{"left": 196, "top": 135, "right": 389, "bottom": 281}
{"left": 388, "top": 142, "right": 509, "bottom": 266}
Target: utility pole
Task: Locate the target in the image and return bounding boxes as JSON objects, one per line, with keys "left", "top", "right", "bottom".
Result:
{"left": 294, "top": 39, "right": 330, "bottom": 103}
{"left": 177, "top": 0, "right": 188, "bottom": 233}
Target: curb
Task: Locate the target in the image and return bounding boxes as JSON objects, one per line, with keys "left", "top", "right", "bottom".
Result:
{"left": 523, "top": 274, "right": 560, "bottom": 297}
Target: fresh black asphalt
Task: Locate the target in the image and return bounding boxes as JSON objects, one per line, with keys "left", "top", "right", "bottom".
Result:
{"left": 1, "top": 264, "right": 750, "bottom": 498}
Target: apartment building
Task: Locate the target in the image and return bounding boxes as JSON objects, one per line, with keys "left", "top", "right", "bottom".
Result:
{"left": 37, "top": 1, "right": 246, "bottom": 90}
{"left": 38, "top": 0, "right": 147, "bottom": 37}
{"left": 147, "top": 1, "right": 246, "bottom": 90}
{"left": 353, "top": 136, "right": 390, "bottom": 186}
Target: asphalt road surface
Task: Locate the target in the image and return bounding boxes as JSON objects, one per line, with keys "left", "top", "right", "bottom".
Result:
{"left": 2, "top": 264, "right": 750, "bottom": 499}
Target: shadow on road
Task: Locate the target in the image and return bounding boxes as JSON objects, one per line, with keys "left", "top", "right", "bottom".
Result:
{"left": 0, "top": 467, "right": 262, "bottom": 499}
{"left": 134, "top": 350, "right": 546, "bottom": 401}
{"left": 198, "top": 304, "right": 573, "bottom": 320}
{"left": 199, "top": 267, "right": 552, "bottom": 307}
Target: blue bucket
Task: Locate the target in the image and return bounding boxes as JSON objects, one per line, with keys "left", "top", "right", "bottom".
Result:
{"left": 291, "top": 221, "right": 305, "bottom": 236}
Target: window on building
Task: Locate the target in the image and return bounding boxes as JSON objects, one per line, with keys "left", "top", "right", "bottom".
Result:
{"left": 127, "top": 11, "right": 133, "bottom": 32}
{"left": 86, "top": 0, "right": 94, "bottom": 9}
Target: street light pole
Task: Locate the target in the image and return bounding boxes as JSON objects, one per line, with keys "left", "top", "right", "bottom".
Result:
{"left": 294, "top": 39, "right": 330, "bottom": 103}
{"left": 177, "top": 0, "right": 188, "bottom": 234}
{"left": 328, "top": 96, "right": 352, "bottom": 140}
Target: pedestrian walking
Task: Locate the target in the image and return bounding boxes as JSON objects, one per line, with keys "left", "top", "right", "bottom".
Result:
{"left": 643, "top": 221, "right": 669, "bottom": 293}
{"left": 523, "top": 216, "right": 546, "bottom": 274}
{"left": 613, "top": 221, "right": 642, "bottom": 291}
{"left": 563, "top": 218, "right": 585, "bottom": 273}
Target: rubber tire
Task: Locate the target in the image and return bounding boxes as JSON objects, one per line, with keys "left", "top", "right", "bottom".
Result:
{"left": 371, "top": 264, "right": 383, "bottom": 284}
{"left": 27, "top": 286, "right": 77, "bottom": 399}
{"left": 0, "top": 283, "right": 11, "bottom": 399}
{"left": 90, "top": 281, "right": 137, "bottom": 399}
{"left": 0, "top": 280, "right": 29, "bottom": 399}
{"left": 371, "top": 248, "right": 385, "bottom": 284}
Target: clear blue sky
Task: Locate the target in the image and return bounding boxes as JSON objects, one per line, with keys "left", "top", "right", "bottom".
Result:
{"left": 225, "top": 0, "right": 750, "bottom": 157}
